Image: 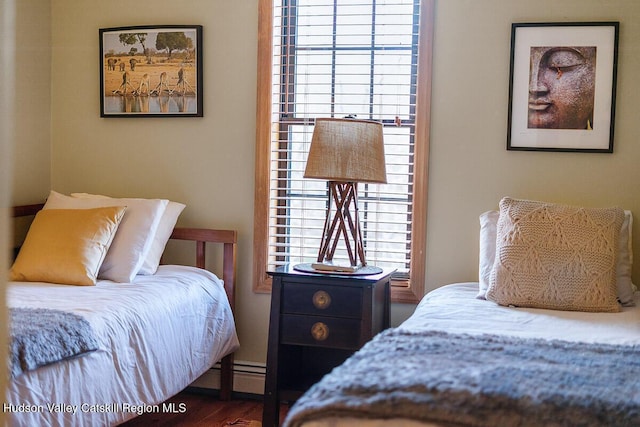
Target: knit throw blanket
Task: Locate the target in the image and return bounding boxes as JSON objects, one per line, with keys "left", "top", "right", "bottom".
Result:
{"left": 9, "top": 307, "right": 98, "bottom": 377}
{"left": 284, "top": 328, "right": 640, "bottom": 427}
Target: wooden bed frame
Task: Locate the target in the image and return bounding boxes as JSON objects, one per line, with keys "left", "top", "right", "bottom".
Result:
{"left": 11, "top": 203, "right": 237, "bottom": 401}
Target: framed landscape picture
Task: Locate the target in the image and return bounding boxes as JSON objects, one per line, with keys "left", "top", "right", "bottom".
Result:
{"left": 100, "top": 25, "right": 203, "bottom": 117}
{"left": 507, "top": 22, "right": 619, "bottom": 152}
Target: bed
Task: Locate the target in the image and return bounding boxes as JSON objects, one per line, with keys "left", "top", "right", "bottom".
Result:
{"left": 283, "top": 197, "right": 640, "bottom": 427}
{"left": 7, "top": 191, "right": 239, "bottom": 427}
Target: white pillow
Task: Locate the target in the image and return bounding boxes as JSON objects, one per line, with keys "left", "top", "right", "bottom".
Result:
{"left": 478, "top": 210, "right": 499, "bottom": 299}
{"left": 478, "top": 208, "right": 635, "bottom": 305}
{"left": 137, "top": 201, "right": 185, "bottom": 274}
{"left": 44, "top": 191, "right": 168, "bottom": 282}
{"left": 71, "top": 193, "right": 185, "bottom": 275}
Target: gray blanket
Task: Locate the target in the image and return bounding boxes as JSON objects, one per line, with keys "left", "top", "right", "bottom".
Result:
{"left": 9, "top": 307, "right": 98, "bottom": 377}
{"left": 284, "top": 329, "right": 640, "bottom": 427}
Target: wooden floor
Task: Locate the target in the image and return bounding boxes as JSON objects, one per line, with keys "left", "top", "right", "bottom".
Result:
{"left": 120, "top": 390, "right": 289, "bottom": 427}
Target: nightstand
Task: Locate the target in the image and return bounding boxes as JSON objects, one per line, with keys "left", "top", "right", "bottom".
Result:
{"left": 262, "top": 264, "right": 392, "bottom": 427}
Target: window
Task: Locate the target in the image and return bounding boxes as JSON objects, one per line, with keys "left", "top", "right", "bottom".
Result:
{"left": 254, "top": 0, "right": 433, "bottom": 303}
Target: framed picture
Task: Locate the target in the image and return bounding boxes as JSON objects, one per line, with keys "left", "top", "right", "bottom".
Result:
{"left": 507, "top": 22, "right": 619, "bottom": 152}
{"left": 100, "top": 25, "right": 203, "bottom": 117}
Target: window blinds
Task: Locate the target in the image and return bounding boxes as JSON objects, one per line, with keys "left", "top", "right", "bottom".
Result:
{"left": 267, "top": 0, "right": 421, "bottom": 278}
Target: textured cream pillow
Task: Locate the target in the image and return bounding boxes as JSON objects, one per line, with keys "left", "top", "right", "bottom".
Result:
{"left": 486, "top": 198, "right": 624, "bottom": 312}
{"left": 10, "top": 207, "right": 126, "bottom": 286}
{"left": 478, "top": 209, "right": 635, "bottom": 305}
{"left": 44, "top": 191, "right": 168, "bottom": 282}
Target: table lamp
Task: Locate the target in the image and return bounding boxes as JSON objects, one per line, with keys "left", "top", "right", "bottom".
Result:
{"left": 303, "top": 118, "right": 386, "bottom": 273}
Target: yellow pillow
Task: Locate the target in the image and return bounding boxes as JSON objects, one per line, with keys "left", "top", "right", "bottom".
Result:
{"left": 10, "top": 206, "right": 126, "bottom": 286}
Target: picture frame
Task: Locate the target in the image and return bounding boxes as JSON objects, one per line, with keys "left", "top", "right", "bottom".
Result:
{"left": 507, "top": 22, "right": 619, "bottom": 152}
{"left": 100, "top": 25, "right": 203, "bottom": 117}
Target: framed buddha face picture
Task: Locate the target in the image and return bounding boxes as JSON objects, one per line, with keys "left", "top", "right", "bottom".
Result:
{"left": 507, "top": 22, "right": 619, "bottom": 152}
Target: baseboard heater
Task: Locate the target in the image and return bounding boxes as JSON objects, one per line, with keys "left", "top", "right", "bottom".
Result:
{"left": 189, "top": 360, "right": 266, "bottom": 396}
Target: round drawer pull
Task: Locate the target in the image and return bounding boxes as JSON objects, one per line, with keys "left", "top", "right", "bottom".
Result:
{"left": 312, "top": 290, "right": 332, "bottom": 309}
{"left": 311, "top": 322, "right": 329, "bottom": 341}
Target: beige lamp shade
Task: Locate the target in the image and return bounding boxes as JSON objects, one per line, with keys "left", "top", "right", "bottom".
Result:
{"left": 304, "top": 118, "right": 387, "bottom": 184}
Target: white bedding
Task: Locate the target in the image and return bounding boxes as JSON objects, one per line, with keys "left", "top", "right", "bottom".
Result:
{"left": 5, "top": 265, "right": 239, "bottom": 427}
{"left": 298, "top": 282, "right": 640, "bottom": 427}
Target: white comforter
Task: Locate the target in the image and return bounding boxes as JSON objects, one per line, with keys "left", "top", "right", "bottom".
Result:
{"left": 298, "top": 282, "right": 640, "bottom": 427}
{"left": 5, "top": 265, "right": 239, "bottom": 427}
{"left": 402, "top": 282, "right": 640, "bottom": 344}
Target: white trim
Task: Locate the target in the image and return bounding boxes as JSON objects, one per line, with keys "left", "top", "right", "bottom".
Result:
{"left": 189, "top": 360, "right": 266, "bottom": 396}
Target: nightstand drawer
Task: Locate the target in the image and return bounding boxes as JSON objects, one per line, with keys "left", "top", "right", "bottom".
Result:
{"left": 281, "top": 314, "right": 362, "bottom": 350}
{"left": 282, "top": 283, "right": 363, "bottom": 318}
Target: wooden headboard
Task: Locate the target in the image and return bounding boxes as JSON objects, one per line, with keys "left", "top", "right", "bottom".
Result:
{"left": 168, "top": 227, "right": 237, "bottom": 312}
{"left": 11, "top": 202, "right": 238, "bottom": 400}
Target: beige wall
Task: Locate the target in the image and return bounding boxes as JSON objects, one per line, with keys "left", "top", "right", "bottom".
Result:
{"left": 2, "top": 0, "right": 17, "bottom": 420}
{"left": 425, "top": 0, "right": 640, "bottom": 291}
{"left": 10, "top": 0, "right": 640, "bottom": 367}
{"left": 12, "top": 0, "right": 51, "bottom": 204}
